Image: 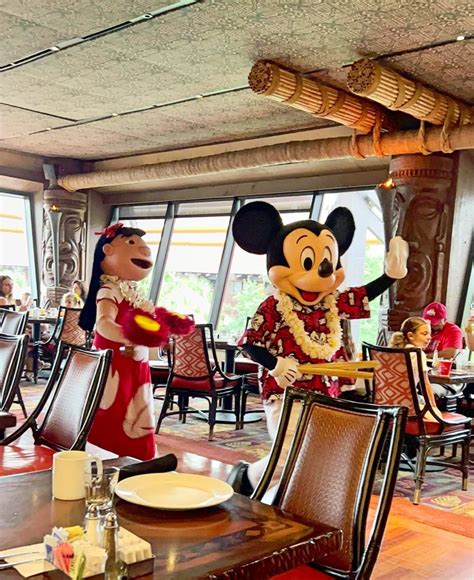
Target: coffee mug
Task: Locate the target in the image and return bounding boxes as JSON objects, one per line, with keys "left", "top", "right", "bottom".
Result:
{"left": 52, "top": 451, "right": 102, "bottom": 501}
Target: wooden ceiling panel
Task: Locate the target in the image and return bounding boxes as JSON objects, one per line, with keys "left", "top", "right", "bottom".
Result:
{"left": 0, "top": 0, "right": 472, "bottom": 160}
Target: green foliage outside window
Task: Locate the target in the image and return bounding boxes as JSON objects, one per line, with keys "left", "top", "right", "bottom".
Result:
{"left": 0, "top": 266, "right": 30, "bottom": 296}
{"left": 158, "top": 272, "right": 214, "bottom": 322}
{"left": 219, "top": 277, "right": 271, "bottom": 339}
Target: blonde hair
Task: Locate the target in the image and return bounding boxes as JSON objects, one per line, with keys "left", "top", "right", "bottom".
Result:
{"left": 389, "top": 317, "right": 428, "bottom": 348}
{"left": 61, "top": 292, "right": 83, "bottom": 308}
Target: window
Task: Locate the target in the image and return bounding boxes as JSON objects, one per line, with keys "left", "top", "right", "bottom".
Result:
{"left": 158, "top": 201, "right": 233, "bottom": 323}
{"left": 217, "top": 194, "right": 313, "bottom": 338}
{"left": 0, "top": 192, "right": 36, "bottom": 299}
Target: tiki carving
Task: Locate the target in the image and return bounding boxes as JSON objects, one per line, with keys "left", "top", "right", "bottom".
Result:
{"left": 42, "top": 189, "right": 87, "bottom": 306}
{"left": 377, "top": 155, "right": 456, "bottom": 331}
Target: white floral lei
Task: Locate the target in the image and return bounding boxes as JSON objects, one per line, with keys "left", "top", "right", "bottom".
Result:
{"left": 100, "top": 275, "right": 154, "bottom": 313}
{"left": 274, "top": 290, "right": 341, "bottom": 359}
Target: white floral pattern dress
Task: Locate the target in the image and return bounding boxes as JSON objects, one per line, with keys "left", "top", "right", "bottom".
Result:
{"left": 87, "top": 281, "right": 156, "bottom": 460}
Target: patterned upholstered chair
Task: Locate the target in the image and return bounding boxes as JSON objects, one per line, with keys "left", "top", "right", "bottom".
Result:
{"left": 155, "top": 324, "right": 242, "bottom": 440}
{"left": 0, "top": 333, "right": 29, "bottom": 434}
{"left": 0, "top": 342, "right": 112, "bottom": 476}
{"left": 362, "top": 342, "right": 471, "bottom": 504}
{"left": 0, "top": 309, "right": 28, "bottom": 335}
{"left": 255, "top": 388, "right": 406, "bottom": 580}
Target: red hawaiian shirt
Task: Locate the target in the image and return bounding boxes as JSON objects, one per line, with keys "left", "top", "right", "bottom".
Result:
{"left": 240, "top": 287, "right": 370, "bottom": 400}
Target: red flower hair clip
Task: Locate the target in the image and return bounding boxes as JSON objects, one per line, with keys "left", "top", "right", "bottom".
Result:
{"left": 95, "top": 222, "right": 124, "bottom": 238}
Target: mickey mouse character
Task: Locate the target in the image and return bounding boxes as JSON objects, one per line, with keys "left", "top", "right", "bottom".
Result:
{"left": 227, "top": 201, "right": 409, "bottom": 495}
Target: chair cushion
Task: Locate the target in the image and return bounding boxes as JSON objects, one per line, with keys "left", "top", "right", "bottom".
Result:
{"left": 235, "top": 357, "right": 258, "bottom": 373}
{"left": 170, "top": 375, "right": 240, "bottom": 392}
{"left": 405, "top": 412, "right": 471, "bottom": 436}
{"left": 0, "top": 445, "right": 55, "bottom": 476}
{"left": 271, "top": 565, "right": 329, "bottom": 579}
{"left": 0, "top": 410, "right": 17, "bottom": 429}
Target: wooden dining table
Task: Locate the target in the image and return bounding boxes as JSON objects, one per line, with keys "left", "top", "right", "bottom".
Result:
{"left": 0, "top": 456, "right": 342, "bottom": 579}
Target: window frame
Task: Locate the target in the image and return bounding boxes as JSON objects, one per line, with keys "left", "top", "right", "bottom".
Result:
{"left": 111, "top": 185, "right": 381, "bottom": 330}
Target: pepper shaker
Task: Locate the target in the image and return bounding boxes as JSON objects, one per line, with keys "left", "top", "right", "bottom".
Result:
{"left": 103, "top": 511, "right": 123, "bottom": 579}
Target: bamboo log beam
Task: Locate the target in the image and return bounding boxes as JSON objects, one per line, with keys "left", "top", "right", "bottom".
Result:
{"left": 58, "top": 123, "right": 474, "bottom": 192}
{"left": 347, "top": 59, "right": 474, "bottom": 126}
{"left": 248, "top": 60, "right": 393, "bottom": 133}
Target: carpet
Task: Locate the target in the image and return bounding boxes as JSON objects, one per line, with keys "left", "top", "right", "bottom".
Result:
{"left": 11, "top": 383, "right": 474, "bottom": 522}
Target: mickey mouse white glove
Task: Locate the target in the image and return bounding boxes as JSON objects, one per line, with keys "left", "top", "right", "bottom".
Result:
{"left": 384, "top": 236, "right": 409, "bottom": 279}
{"left": 269, "top": 357, "right": 302, "bottom": 388}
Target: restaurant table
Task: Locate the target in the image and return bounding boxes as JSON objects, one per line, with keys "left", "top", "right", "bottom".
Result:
{"left": 28, "top": 317, "right": 58, "bottom": 382}
{"left": 428, "top": 368, "right": 474, "bottom": 411}
{"left": 200, "top": 340, "right": 262, "bottom": 425}
{"left": 428, "top": 369, "right": 474, "bottom": 386}
{"left": 0, "top": 457, "right": 342, "bottom": 579}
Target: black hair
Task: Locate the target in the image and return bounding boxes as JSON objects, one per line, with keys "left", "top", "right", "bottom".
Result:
{"left": 79, "top": 226, "right": 146, "bottom": 332}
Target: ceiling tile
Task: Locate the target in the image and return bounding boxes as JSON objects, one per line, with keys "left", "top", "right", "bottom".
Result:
{"left": 0, "top": 104, "right": 66, "bottom": 138}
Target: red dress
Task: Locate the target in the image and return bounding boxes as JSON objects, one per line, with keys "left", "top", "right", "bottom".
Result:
{"left": 87, "top": 282, "right": 156, "bottom": 460}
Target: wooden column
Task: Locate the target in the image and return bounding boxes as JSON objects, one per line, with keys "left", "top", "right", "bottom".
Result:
{"left": 42, "top": 188, "right": 87, "bottom": 306}
{"left": 377, "top": 154, "right": 457, "bottom": 331}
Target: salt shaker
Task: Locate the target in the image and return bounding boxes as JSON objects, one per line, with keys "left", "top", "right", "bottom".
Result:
{"left": 84, "top": 504, "right": 103, "bottom": 547}
{"left": 103, "top": 511, "right": 126, "bottom": 580}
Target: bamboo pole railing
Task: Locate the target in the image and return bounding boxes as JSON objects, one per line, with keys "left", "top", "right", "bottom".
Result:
{"left": 248, "top": 60, "right": 393, "bottom": 133}
{"left": 58, "top": 123, "right": 474, "bottom": 192}
{"left": 347, "top": 59, "right": 474, "bottom": 126}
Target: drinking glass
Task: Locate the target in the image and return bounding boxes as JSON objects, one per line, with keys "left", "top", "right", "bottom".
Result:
{"left": 84, "top": 466, "right": 120, "bottom": 511}
{"left": 437, "top": 359, "right": 453, "bottom": 377}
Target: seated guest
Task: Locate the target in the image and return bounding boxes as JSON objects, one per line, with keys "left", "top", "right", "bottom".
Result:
{"left": 422, "top": 302, "right": 463, "bottom": 360}
{"left": 61, "top": 292, "right": 84, "bottom": 309}
{"left": 72, "top": 279, "right": 88, "bottom": 304}
{"left": 388, "top": 316, "right": 440, "bottom": 410}
{"left": 19, "top": 291, "right": 33, "bottom": 311}
{"left": 0, "top": 275, "right": 15, "bottom": 305}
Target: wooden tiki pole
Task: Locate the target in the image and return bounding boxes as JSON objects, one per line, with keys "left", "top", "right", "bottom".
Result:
{"left": 378, "top": 154, "right": 457, "bottom": 331}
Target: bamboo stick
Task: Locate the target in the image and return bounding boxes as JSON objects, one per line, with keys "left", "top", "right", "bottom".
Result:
{"left": 347, "top": 59, "right": 474, "bottom": 126}
{"left": 57, "top": 124, "right": 474, "bottom": 192}
{"left": 248, "top": 60, "right": 392, "bottom": 134}
{"left": 298, "top": 364, "right": 374, "bottom": 380}
{"left": 299, "top": 361, "right": 379, "bottom": 370}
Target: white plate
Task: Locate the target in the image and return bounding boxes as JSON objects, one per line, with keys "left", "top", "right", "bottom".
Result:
{"left": 115, "top": 472, "right": 234, "bottom": 510}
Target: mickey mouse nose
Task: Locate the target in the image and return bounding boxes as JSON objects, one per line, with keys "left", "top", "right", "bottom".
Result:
{"left": 318, "top": 258, "right": 334, "bottom": 278}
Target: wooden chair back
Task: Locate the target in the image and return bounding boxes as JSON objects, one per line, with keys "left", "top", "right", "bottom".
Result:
{"left": 1, "top": 342, "right": 111, "bottom": 451}
{"left": 0, "top": 309, "right": 28, "bottom": 335}
{"left": 253, "top": 389, "right": 406, "bottom": 579}
{"left": 169, "top": 324, "right": 229, "bottom": 392}
{"left": 0, "top": 333, "right": 29, "bottom": 411}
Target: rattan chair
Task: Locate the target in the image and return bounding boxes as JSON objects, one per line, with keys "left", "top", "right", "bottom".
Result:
{"left": 362, "top": 342, "right": 471, "bottom": 504}
{"left": 254, "top": 388, "right": 407, "bottom": 580}
{"left": 156, "top": 324, "right": 242, "bottom": 440}
{"left": 0, "top": 333, "right": 29, "bottom": 433}
{"left": 0, "top": 342, "right": 112, "bottom": 475}
{"left": 0, "top": 309, "right": 28, "bottom": 335}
